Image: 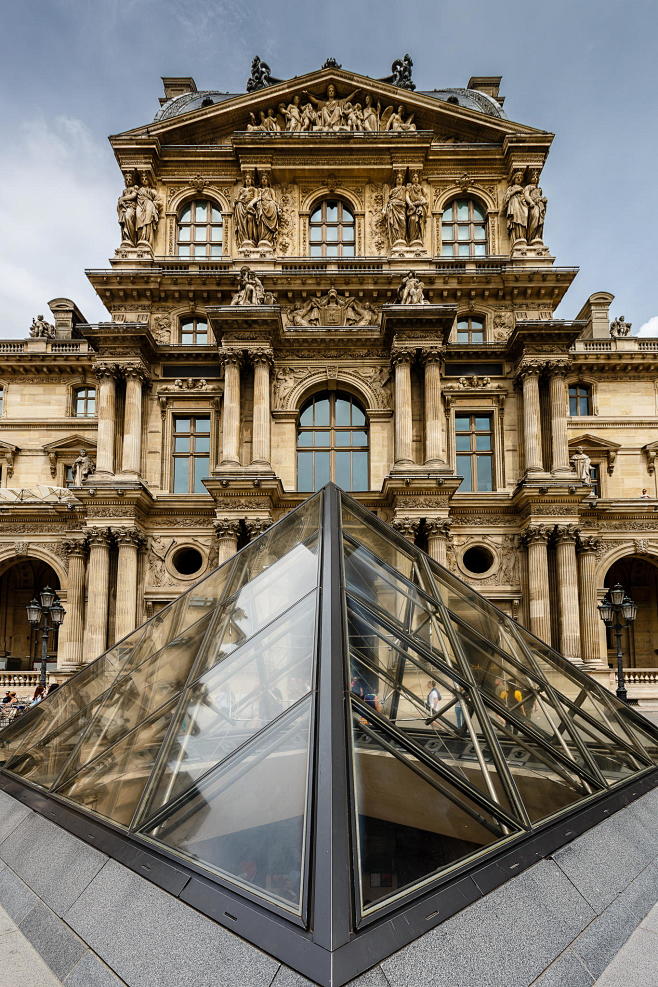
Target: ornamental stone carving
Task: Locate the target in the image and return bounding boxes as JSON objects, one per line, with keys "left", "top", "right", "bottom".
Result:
{"left": 72, "top": 449, "right": 95, "bottom": 486}
{"left": 114, "top": 528, "right": 146, "bottom": 549}
{"left": 117, "top": 171, "right": 162, "bottom": 250}
{"left": 272, "top": 367, "right": 309, "bottom": 407}
{"left": 62, "top": 538, "right": 88, "bottom": 560}
{"left": 455, "top": 375, "right": 491, "bottom": 388}
{"left": 231, "top": 266, "right": 276, "bottom": 305}
{"left": 553, "top": 524, "right": 580, "bottom": 545}
{"left": 521, "top": 525, "right": 551, "bottom": 547}
{"left": 284, "top": 289, "right": 378, "bottom": 328}
{"left": 392, "top": 517, "right": 420, "bottom": 540}
{"left": 610, "top": 315, "right": 632, "bottom": 338}
{"left": 213, "top": 519, "right": 242, "bottom": 539}
{"left": 246, "top": 84, "right": 417, "bottom": 134}
{"left": 29, "top": 315, "right": 55, "bottom": 339}
{"left": 397, "top": 271, "right": 428, "bottom": 304}
{"left": 425, "top": 518, "right": 453, "bottom": 540}
{"left": 151, "top": 314, "right": 171, "bottom": 344}
{"left": 245, "top": 517, "right": 272, "bottom": 539}
{"left": 174, "top": 378, "right": 207, "bottom": 390}
{"left": 147, "top": 535, "right": 175, "bottom": 586}
{"left": 86, "top": 527, "right": 113, "bottom": 548}
{"left": 577, "top": 535, "right": 603, "bottom": 557}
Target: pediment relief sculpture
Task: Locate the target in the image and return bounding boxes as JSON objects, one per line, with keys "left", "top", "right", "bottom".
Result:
{"left": 245, "top": 84, "right": 418, "bottom": 134}
{"left": 284, "top": 289, "right": 378, "bottom": 328}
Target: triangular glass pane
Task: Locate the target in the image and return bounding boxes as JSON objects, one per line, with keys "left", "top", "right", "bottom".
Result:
{"left": 347, "top": 601, "right": 517, "bottom": 820}
{"left": 54, "top": 698, "right": 179, "bottom": 827}
{"left": 552, "top": 699, "right": 643, "bottom": 784}
{"left": 56, "top": 610, "right": 214, "bottom": 786}
{"left": 350, "top": 704, "right": 520, "bottom": 915}
{"left": 140, "top": 697, "right": 313, "bottom": 917}
{"left": 342, "top": 504, "right": 419, "bottom": 584}
{"left": 138, "top": 592, "right": 317, "bottom": 821}
{"left": 611, "top": 706, "right": 658, "bottom": 762}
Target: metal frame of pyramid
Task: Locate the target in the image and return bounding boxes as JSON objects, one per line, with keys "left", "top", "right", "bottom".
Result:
{"left": 1, "top": 484, "right": 657, "bottom": 986}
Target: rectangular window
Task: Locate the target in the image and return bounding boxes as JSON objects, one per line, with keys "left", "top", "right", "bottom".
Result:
{"left": 74, "top": 387, "right": 96, "bottom": 417}
{"left": 589, "top": 462, "right": 601, "bottom": 497}
{"left": 455, "top": 414, "right": 494, "bottom": 492}
{"left": 568, "top": 384, "right": 592, "bottom": 416}
{"left": 172, "top": 416, "right": 211, "bottom": 494}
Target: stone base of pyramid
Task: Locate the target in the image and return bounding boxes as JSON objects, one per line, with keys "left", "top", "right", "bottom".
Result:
{"left": 1, "top": 783, "right": 657, "bottom": 987}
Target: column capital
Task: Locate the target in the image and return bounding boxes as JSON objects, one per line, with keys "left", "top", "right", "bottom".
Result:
{"left": 515, "top": 360, "right": 545, "bottom": 383}
{"left": 577, "top": 534, "right": 603, "bottom": 556}
{"left": 553, "top": 523, "right": 580, "bottom": 545}
{"left": 245, "top": 516, "right": 272, "bottom": 539}
{"left": 419, "top": 345, "right": 444, "bottom": 365}
{"left": 219, "top": 349, "right": 244, "bottom": 369}
{"left": 390, "top": 347, "right": 416, "bottom": 368}
{"left": 61, "top": 538, "right": 88, "bottom": 559}
{"left": 425, "top": 517, "right": 452, "bottom": 540}
{"left": 93, "top": 361, "right": 120, "bottom": 380}
{"left": 114, "top": 527, "right": 146, "bottom": 549}
{"left": 120, "top": 361, "right": 150, "bottom": 383}
{"left": 247, "top": 347, "right": 274, "bottom": 368}
{"left": 213, "top": 518, "right": 241, "bottom": 539}
{"left": 85, "top": 527, "right": 113, "bottom": 548}
{"left": 544, "top": 359, "right": 572, "bottom": 377}
{"left": 392, "top": 516, "right": 420, "bottom": 540}
{"left": 521, "top": 524, "right": 551, "bottom": 547}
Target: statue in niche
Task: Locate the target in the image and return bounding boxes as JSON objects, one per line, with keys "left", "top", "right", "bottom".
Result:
{"left": 382, "top": 171, "right": 408, "bottom": 246}
{"left": 231, "top": 267, "right": 276, "bottom": 306}
{"left": 234, "top": 173, "right": 259, "bottom": 246}
{"left": 524, "top": 169, "right": 548, "bottom": 243}
{"left": 303, "top": 83, "right": 359, "bottom": 130}
{"left": 397, "top": 271, "right": 428, "bottom": 305}
{"left": 117, "top": 171, "right": 139, "bottom": 245}
{"left": 362, "top": 94, "right": 381, "bottom": 131}
{"left": 281, "top": 95, "right": 304, "bottom": 132}
{"left": 29, "top": 314, "right": 55, "bottom": 338}
{"left": 406, "top": 172, "right": 428, "bottom": 243}
{"left": 135, "top": 173, "right": 162, "bottom": 248}
{"left": 504, "top": 170, "right": 529, "bottom": 244}
{"left": 72, "top": 449, "right": 95, "bottom": 486}
{"left": 386, "top": 105, "right": 416, "bottom": 131}
{"left": 610, "top": 315, "right": 632, "bottom": 338}
{"left": 571, "top": 446, "right": 592, "bottom": 484}
{"left": 255, "top": 174, "right": 280, "bottom": 246}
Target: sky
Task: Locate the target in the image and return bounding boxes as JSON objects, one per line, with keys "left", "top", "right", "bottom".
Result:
{"left": 1, "top": 0, "right": 657, "bottom": 337}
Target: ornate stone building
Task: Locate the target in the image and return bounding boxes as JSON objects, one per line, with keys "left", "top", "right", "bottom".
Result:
{"left": 2, "top": 60, "right": 658, "bottom": 702}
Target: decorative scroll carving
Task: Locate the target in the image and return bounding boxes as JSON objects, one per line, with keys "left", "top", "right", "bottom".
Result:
{"left": 454, "top": 376, "right": 491, "bottom": 389}
{"left": 284, "top": 289, "right": 378, "bottom": 328}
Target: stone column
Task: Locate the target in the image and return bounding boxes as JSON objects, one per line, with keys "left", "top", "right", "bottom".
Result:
{"left": 426, "top": 518, "right": 452, "bottom": 567}
{"left": 421, "top": 348, "right": 445, "bottom": 465}
{"left": 391, "top": 348, "right": 415, "bottom": 466}
{"left": 94, "top": 363, "right": 118, "bottom": 476}
{"left": 220, "top": 352, "right": 243, "bottom": 466}
{"left": 121, "top": 365, "right": 148, "bottom": 476}
{"left": 392, "top": 517, "right": 420, "bottom": 544}
{"left": 115, "top": 529, "right": 145, "bottom": 641}
{"left": 214, "top": 519, "right": 241, "bottom": 565}
{"left": 82, "top": 528, "right": 112, "bottom": 661}
{"left": 554, "top": 524, "right": 582, "bottom": 662}
{"left": 249, "top": 349, "right": 274, "bottom": 466}
{"left": 521, "top": 525, "right": 551, "bottom": 644}
{"left": 60, "top": 539, "right": 87, "bottom": 667}
{"left": 577, "top": 536, "right": 605, "bottom": 667}
{"left": 547, "top": 361, "right": 572, "bottom": 476}
{"left": 517, "top": 363, "right": 544, "bottom": 475}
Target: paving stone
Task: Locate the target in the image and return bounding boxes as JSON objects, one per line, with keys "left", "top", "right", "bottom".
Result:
{"left": 594, "top": 927, "right": 658, "bottom": 986}
{"left": 380, "top": 859, "right": 594, "bottom": 987}
{"left": 0, "top": 810, "right": 107, "bottom": 916}
{"left": 0, "top": 862, "right": 38, "bottom": 925}
{"left": 0, "top": 791, "right": 32, "bottom": 844}
{"left": 640, "top": 901, "right": 658, "bottom": 935}
{"left": 64, "top": 951, "right": 128, "bottom": 986}
{"left": 270, "top": 964, "right": 391, "bottom": 986}
{"left": 530, "top": 948, "right": 594, "bottom": 986}
{"left": 65, "top": 858, "right": 280, "bottom": 987}
{"left": 19, "top": 899, "right": 86, "bottom": 980}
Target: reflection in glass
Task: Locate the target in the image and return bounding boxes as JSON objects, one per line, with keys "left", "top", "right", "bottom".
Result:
{"left": 141, "top": 698, "right": 312, "bottom": 915}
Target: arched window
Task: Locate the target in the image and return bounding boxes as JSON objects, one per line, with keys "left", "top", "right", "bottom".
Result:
{"left": 297, "top": 391, "right": 368, "bottom": 492}
{"left": 179, "top": 316, "right": 208, "bottom": 345}
{"left": 569, "top": 383, "right": 592, "bottom": 416}
{"left": 73, "top": 386, "right": 96, "bottom": 417}
{"left": 177, "top": 199, "right": 223, "bottom": 258}
{"left": 441, "top": 199, "right": 487, "bottom": 257}
{"left": 309, "top": 199, "right": 355, "bottom": 258}
{"left": 455, "top": 316, "right": 485, "bottom": 344}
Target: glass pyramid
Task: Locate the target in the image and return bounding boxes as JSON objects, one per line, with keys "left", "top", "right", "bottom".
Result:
{"left": 1, "top": 485, "right": 657, "bottom": 986}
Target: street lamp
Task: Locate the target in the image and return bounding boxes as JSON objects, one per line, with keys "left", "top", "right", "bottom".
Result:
{"left": 25, "top": 587, "right": 66, "bottom": 689}
{"left": 598, "top": 582, "right": 637, "bottom": 704}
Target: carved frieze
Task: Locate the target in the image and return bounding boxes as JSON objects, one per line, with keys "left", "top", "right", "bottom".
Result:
{"left": 284, "top": 290, "right": 378, "bottom": 328}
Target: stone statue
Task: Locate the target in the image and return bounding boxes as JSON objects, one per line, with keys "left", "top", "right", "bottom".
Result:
{"left": 246, "top": 56, "right": 273, "bottom": 92}
{"left": 231, "top": 266, "right": 275, "bottom": 306}
{"left": 398, "top": 271, "right": 428, "bottom": 305}
{"left": 148, "top": 536, "right": 174, "bottom": 586}
{"left": 281, "top": 95, "right": 304, "bottom": 132}
{"left": 300, "top": 101, "right": 317, "bottom": 131}
{"left": 259, "top": 108, "right": 281, "bottom": 132}
{"left": 234, "top": 173, "right": 259, "bottom": 246}
{"left": 610, "top": 315, "right": 632, "bottom": 338}
{"left": 524, "top": 169, "right": 548, "bottom": 243}
{"left": 303, "top": 84, "right": 359, "bottom": 131}
{"left": 391, "top": 54, "right": 415, "bottom": 91}
{"left": 117, "top": 172, "right": 139, "bottom": 245}
{"left": 72, "top": 449, "right": 95, "bottom": 486}
{"left": 362, "top": 94, "right": 381, "bottom": 131}
{"left": 405, "top": 172, "right": 428, "bottom": 243}
{"left": 571, "top": 446, "right": 592, "bottom": 484}
{"left": 255, "top": 174, "right": 280, "bottom": 246}
{"left": 135, "top": 173, "right": 162, "bottom": 247}
{"left": 382, "top": 171, "right": 408, "bottom": 246}
{"left": 386, "top": 105, "right": 416, "bottom": 131}
{"left": 29, "top": 315, "right": 55, "bottom": 338}
{"left": 504, "top": 170, "right": 529, "bottom": 244}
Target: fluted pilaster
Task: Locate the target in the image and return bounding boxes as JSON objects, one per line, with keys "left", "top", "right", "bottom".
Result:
{"left": 59, "top": 539, "right": 87, "bottom": 667}
{"left": 547, "top": 362, "right": 572, "bottom": 475}
{"left": 577, "top": 535, "right": 605, "bottom": 667}
{"left": 249, "top": 348, "right": 273, "bottom": 466}
{"left": 82, "top": 528, "right": 112, "bottom": 661}
{"left": 391, "top": 348, "right": 415, "bottom": 466}
{"left": 553, "top": 524, "right": 582, "bottom": 662}
{"left": 94, "top": 364, "right": 118, "bottom": 476}
{"left": 426, "top": 518, "right": 452, "bottom": 566}
{"left": 115, "top": 528, "right": 145, "bottom": 640}
{"left": 220, "top": 352, "right": 243, "bottom": 465}
{"left": 521, "top": 525, "right": 551, "bottom": 644}
{"left": 121, "top": 364, "right": 148, "bottom": 476}
{"left": 421, "top": 348, "right": 445, "bottom": 465}
{"left": 517, "top": 363, "right": 543, "bottom": 475}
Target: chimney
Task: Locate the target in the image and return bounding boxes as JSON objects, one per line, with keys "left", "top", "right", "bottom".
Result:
{"left": 467, "top": 76, "right": 504, "bottom": 107}
{"left": 160, "top": 77, "right": 198, "bottom": 106}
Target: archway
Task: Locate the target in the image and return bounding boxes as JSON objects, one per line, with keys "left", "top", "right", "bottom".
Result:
{"left": 603, "top": 556, "right": 658, "bottom": 669}
{"left": 0, "top": 558, "right": 61, "bottom": 670}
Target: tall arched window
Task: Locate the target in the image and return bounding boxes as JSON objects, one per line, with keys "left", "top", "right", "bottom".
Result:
{"left": 177, "top": 199, "right": 223, "bottom": 258}
{"left": 309, "top": 199, "right": 355, "bottom": 257}
{"left": 441, "top": 199, "right": 487, "bottom": 257}
{"left": 297, "top": 391, "right": 368, "bottom": 492}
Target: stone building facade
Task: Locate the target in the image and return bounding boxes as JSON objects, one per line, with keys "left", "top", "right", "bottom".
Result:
{"left": 1, "top": 61, "right": 658, "bottom": 701}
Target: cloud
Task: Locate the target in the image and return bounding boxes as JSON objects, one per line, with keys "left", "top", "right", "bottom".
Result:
{"left": 0, "top": 115, "right": 117, "bottom": 337}
{"left": 637, "top": 316, "right": 658, "bottom": 337}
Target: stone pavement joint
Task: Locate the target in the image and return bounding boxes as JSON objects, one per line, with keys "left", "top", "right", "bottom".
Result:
{"left": 594, "top": 902, "right": 658, "bottom": 986}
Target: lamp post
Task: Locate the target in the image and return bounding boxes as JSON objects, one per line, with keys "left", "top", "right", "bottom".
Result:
{"left": 26, "top": 587, "right": 66, "bottom": 689}
{"left": 598, "top": 582, "right": 637, "bottom": 704}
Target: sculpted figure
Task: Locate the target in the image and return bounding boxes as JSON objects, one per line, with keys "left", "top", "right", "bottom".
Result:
{"left": 382, "top": 171, "right": 408, "bottom": 245}
{"left": 362, "top": 94, "right": 381, "bottom": 131}
{"left": 571, "top": 446, "right": 592, "bottom": 484}
{"left": 343, "top": 296, "right": 378, "bottom": 327}
{"left": 234, "top": 173, "right": 259, "bottom": 246}
{"left": 303, "top": 84, "right": 359, "bottom": 130}
{"left": 281, "top": 95, "right": 303, "bottom": 132}
{"left": 524, "top": 169, "right": 548, "bottom": 242}
{"left": 136, "top": 173, "right": 162, "bottom": 247}
{"left": 386, "top": 105, "right": 416, "bottom": 131}
{"left": 504, "top": 170, "right": 529, "bottom": 244}
{"left": 256, "top": 174, "right": 280, "bottom": 246}
{"left": 29, "top": 315, "right": 55, "bottom": 338}
{"left": 610, "top": 315, "right": 632, "bottom": 338}
{"left": 398, "top": 271, "right": 428, "bottom": 305}
{"left": 300, "top": 101, "right": 317, "bottom": 131}
{"left": 72, "top": 449, "right": 95, "bottom": 486}
{"left": 231, "top": 266, "right": 275, "bottom": 305}
{"left": 260, "top": 108, "right": 280, "bottom": 132}
{"left": 246, "top": 112, "right": 260, "bottom": 131}
{"left": 405, "top": 172, "right": 428, "bottom": 243}
{"left": 348, "top": 102, "right": 365, "bottom": 130}
{"left": 117, "top": 172, "right": 139, "bottom": 245}
{"left": 391, "top": 54, "right": 415, "bottom": 90}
